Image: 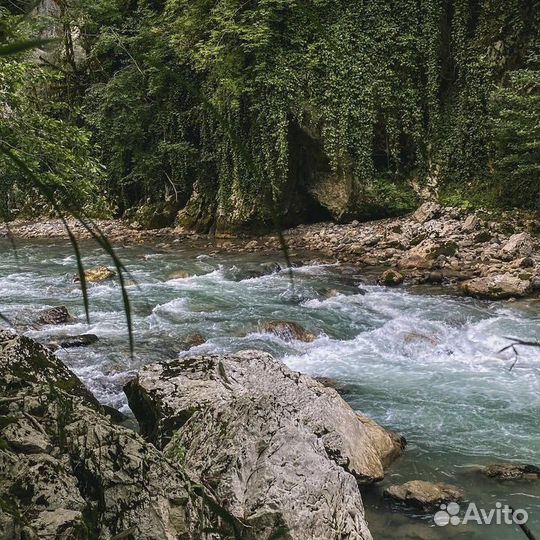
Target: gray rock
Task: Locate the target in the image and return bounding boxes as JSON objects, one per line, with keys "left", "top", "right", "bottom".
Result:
{"left": 482, "top": 463, "right": 540, "bottom": 481}
{"left": 384, "top": 480, "right": 463, "bottom": 510}
{"left": 0, "top": 331, "right": 231, "bottom": 540}
{"left": 501, "top": 232, "right": 534, "bottom": 257}
{"left": 126, "top": 351, "right": 406, "bottom": 540}
{"left": 412, "top": 202, "right": 442, "bottom": 224}
{"left": 36, "top": 306, "right": 72, "bottom": 326}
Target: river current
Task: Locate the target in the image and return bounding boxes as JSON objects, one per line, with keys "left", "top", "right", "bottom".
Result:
{"left": 0, "top": 238, "right": 538, "bottom": 540}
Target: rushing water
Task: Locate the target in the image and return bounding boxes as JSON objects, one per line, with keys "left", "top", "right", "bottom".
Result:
{"left": 1, "top": 238, "right": 539, "bottom": 540}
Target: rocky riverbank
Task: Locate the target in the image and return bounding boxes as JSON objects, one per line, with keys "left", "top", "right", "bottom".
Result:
{"left": 1, "top": 203, "right": 538, "bottom": 300}
{"left": 0, "top": 331, "right": 407, "bottom": 540}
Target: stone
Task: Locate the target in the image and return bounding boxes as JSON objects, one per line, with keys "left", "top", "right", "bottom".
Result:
{"left": 412, "top": 202, "right": 441, "bottom": 224}
{"left": 482, "top": 463, "right": 540, "bottom": 481}
{"left": 258, "top": 320, "right": 316, "bottom": 342}
{"left": 79, "top": 266, "right": 115, "bottom": 283}
{"left": 0, "top": 331, "right": 231, "bottom": 540}
{"left": 384, "top": 480, "right": 463, "bottom": 510}
{"left": 166, "top": 270, "right": 192, "bottom": 280}
{"left": 379, "top": 269, "right": 404, "bottom": 286}
{"left": 48, "top": 334, "right": 99, "bottom": 349}
{"left": 501, "top": 232, "right": 534, "bottom": 257}
{"left": 180, "top": 333, "right": 206, "bottom": 350}
{"left": 461, "top": 274, "right": 533, "bottom": 299}
{"left": 36, "top": 306, "right": 72, "bottom": 326}
{"left": 244, "top": 240, "right": 259, "bottom": 250}
{"left": 126, "top": 351, "right": 406, "bottom": 539}
{"left": 462, "top": 214, "right": 479, "bottom": 232}
{"left": 398, "top": 240, "right": 457, "bottom": 270}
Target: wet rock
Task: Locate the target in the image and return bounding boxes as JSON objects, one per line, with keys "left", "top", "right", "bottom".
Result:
{"left": 180, "top": 333, "right": 206, "bottom": 350}
{"left": 166, "top": 270, "right": 192, "bottom": 280}
{"left": 412, "top": 202, "right": 442, "bottom": 224}
{"left": 379, "top": 269, "right": 404, "bottom": 286}
{"left": 404, "top": 332, "right": 440, "bottom": 346}
{"left": 79, "top": 266, "right": 115, "bottom": 283}
{"left": 482, "top": 463, "right": 540, "bottom": 481}
{"left": 48, "top": 334, "right": 98, "bottom": 349}
{"left": 36, "top": 306, "right": 72, "bottom": 326}
{"left": 0, "top": 331, "right": 231, "bottom": 540}
{"left": 244, "top": 240, "right": 259, "bottom": 250}
{"left": 258, "top": 320, "right": 316, "bottom": 342}
{"left": 384, "top": 480, "right": 463, "bottom": 510}
{"left": 461, "top": 274, "right": 533, "bottom": 299}
{"left": 126, "top": 351, "right": 406, "bottom": 539}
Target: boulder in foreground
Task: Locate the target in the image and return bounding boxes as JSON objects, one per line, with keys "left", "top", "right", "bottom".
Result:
{"left": 0, "top": 331, "right": 230, "bottom": 540}
{"left": 126, "top": 350, "right": 406, "bottom": 539}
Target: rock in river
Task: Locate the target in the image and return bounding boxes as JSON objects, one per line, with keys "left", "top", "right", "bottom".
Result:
{"left": 36, "top": 305, "right": 72, "bottom": 326}
{"left": 258, "top": 320, "right": 316, "bottom": 342}
{"left": 126, "top": 350, "right": 406, "bottom": 540}
{"left": 481, "top": 463, "right": 540, "bottom": 481}
{"left": 379, "top": 268, "right": 404, "bottom": 286}
{"left": 384, "top": 480, "right": 463, "bottom": 510}
{"left": 76, "top": 265, "right": 116, "bottom": 283}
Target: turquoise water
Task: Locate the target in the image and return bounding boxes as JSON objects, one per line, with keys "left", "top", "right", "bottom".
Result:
{"left": 0, "top": 238, "right": 538, "bottom": 540}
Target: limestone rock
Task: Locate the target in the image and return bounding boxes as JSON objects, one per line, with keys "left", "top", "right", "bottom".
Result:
{"left": 36, "top": 306, "right": 72, "bottom": 326}
{"left": 384, "top": 480, "right": 463, "bottom": 510}
{"left": 461, "top": 274, "right": 533, "bottom": 299}
{"left": 379, "top": 269, "right": 404, "bottom": 286}
{"left": 0, "top": 331, "right": 230, "bottom": 540}
{"left": 501, "top": 232, "right": 534, "bottom": 257}
{"left": 258, "top": 320, "right": 316, "bottom": 342}
{"left": 412, "top": 202, "right": 442, "bottom": 224}
{"left": 398, "top": 240, "right": 457, "bottom": 270}
{"left": 78, "top": 266, "right": 115, "bottom": 283}
{"left": 47, "top": 333, "right": 99, "bottom": 349}
{"left": 482, "top": 463, "right": 540, "bottom": 481}
{"left": 126, "top": 351, "right": 406, "bottom": 539}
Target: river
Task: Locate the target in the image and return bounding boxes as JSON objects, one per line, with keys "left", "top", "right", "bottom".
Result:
{"left": 0, "top": 238, "right": 538, "bottom": 540}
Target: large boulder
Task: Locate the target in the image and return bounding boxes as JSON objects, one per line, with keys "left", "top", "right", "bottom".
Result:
{"left": 36, "top": 306, "right": 72, "bottom": 326}
{"left": 258, "top": 320, "right": 316, "bottom": 342}
{"left": 481, "top": 463, "right": 540, "bottom": 481}
{"left": 412, "top": 202, "right": 442, "bottom": 224}
{"left": 126, "top": 351, "right": 406, "bottom": 540}
{"left": 461, "top": 274, "right": 533, "bottom": 299}
{"left": 0, "top": 331, "right": 231, "bottom": 540}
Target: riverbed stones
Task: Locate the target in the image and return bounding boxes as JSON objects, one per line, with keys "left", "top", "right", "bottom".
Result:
{"left": 379, "top": 268, "right": 404, "bottom": 286}
{"left": 79, "top": 265, "right": 115, "bottom": 283}
{"left": 481, "top": 463, "right": 540, "bottom": 481}
{"left": 258, "top": 320, "right": 316, "bottom": 342}
{"left": 384, "top": 480, "right": 463, "bottom": 510}
{"left": 0, "top": 331, "right": 230, "bottom": 540}
{"left": 413, "top": 202, "right": 442, "bottom": 224}
{"left": 126, "top": 350, "right": 405, "bottom": 540}
{"left": 461, "top": 273, "right": 533, "bottom": 299}
{"left": 36, "top": 306, "right": 72, "bottom": 325}
{"left": 47, "top": 333, "right": 99, "bottom": 349}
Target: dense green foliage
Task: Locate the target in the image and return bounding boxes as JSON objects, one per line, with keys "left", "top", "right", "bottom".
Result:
{"left": 0, "top": 6, "right": 109, "bottom": 219}
{"left": 1, "top": 0, "right": 539, "bottom": 229}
